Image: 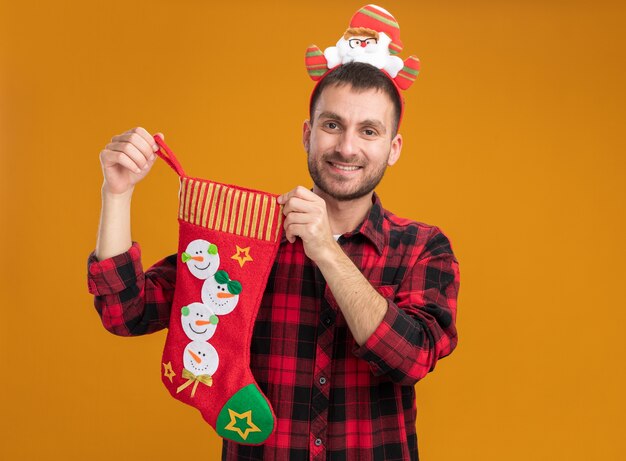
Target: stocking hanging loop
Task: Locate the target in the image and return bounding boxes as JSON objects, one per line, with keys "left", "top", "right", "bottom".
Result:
{"left": 154, "top": 135, "right": 186, "bottom": 177}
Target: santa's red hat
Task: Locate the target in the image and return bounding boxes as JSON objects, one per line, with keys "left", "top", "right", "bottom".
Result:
{"left": 349, "top": 4, "right": 403, "bottom": 55}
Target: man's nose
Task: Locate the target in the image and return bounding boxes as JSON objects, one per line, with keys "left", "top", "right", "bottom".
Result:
{"left": 336, "top": 131, "right": 358, "bottom": 157}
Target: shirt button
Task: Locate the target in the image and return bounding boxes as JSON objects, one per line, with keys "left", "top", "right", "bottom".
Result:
{"left": 319, "top": 376, "right": 327, "bottom": 385}
{"left": 314, "top": 438, "right": 322, "bottom": 446}
{"left": 324, "top": 317, "right": 332, "bottom": 326}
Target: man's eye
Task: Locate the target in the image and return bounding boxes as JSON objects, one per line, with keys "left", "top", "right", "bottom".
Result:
{"left": 325, "top": 122, "right": 338, "bottom": 129}
{"left": 364, "top": 129, "right": 376, "bottom": 136}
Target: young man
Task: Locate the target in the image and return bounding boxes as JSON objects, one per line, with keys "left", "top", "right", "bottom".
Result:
{"left": 88, "top": 63, "right": 459, "bottom": 460}
{"left": 88, "top": 62, "right": 460, "bottom": 460}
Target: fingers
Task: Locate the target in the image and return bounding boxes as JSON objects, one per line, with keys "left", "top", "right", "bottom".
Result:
{"left": 284, "top": 221, "right": 311, "bottom": 244}
{"left": 284, "top": 223, "right": 304, "bottom": 244}
{"left": 105, "top": 141, "right": 151, "bottom": 171}
{"left": 100, "top": 148, "right": 146, "bottom": 174}
{"left": 104, "top": 127, "right": 163, "bottom": 172}
{"left": 124, "top": 127, "right": 160, "bottom": 153}
{"left": 277, "top": 186, "right": 319, "bottom": 205}
{"left": 279, "top": 186, "right": 332, "bottom": 247}
{"left": 283, "top": 209, "right": 313, "bottom": 226}
{"left": 281, "top": 196, "right": 318, "bottom": 215}
{"left": 111, "top": 131, "right": 156, "bottom": 161}
{"left": 99, "top": 127, "right": 162, "bottom": 195}
{"left": 283, "top": 212, "right": 312, "bottom": 243}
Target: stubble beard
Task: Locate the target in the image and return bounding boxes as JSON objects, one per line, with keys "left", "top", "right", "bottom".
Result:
{"left": 307, "top": 150, "right": 389, "bottom": 202}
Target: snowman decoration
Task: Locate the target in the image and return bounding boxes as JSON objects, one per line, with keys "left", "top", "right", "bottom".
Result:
{"left": 181, "top": 239, "right": 220, "bottom": 279}
{"left": 182, "top": 342, "right": 218, "bottom": 381}
{"left": 181, "top": 302, "right": 219, "bottom": 342}
{"left": 177, "top": 239, "right": 221, "bottom": 397}
{"left": 202, "top": 270, "right": 242, "bottom": 315}
{"left": 177, "top": 301, "right": 220, "bottom": 397}
{"left": 176, "top": 239, "right": 243, "bottom": 398}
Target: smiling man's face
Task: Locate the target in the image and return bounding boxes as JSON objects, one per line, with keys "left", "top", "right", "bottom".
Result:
{"left": 304, "top": 83, "right": 402, "bottom": 202}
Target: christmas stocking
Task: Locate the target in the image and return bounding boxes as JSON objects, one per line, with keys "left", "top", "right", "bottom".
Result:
{"left": 154, "top": 135, "right": 283, "bottom": 445}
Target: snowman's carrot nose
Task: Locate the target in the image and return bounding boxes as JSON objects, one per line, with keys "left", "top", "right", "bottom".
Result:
{"left": 217, "top": 292, "right": 235, "bottom": 299}
{"left": 191, "top": 256, "right": 204, "bottom": 262}
{"left": 195, "top": 320, "right": 211, "bottom": 326}
{"left": 188, "top": 349, "right": 202, "bottom": 364}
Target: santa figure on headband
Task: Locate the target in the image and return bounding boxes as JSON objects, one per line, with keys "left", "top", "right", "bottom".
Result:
{"left": 324, "top": 5, "right": 404, "bottom": 77}
{"left": 305, "top": 4, "right": 421, "bottom": 90}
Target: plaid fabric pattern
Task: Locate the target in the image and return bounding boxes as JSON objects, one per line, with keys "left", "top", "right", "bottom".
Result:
{"left": 87, "top": 193, "right": 460, "bottom": 460}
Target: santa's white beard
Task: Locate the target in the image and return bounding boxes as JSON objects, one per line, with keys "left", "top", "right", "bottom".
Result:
{"left": 338, "top": 40, "right": 387, "bottom": 63}
{"left": 324, "top": 32, "right": 403, "bottom": 76}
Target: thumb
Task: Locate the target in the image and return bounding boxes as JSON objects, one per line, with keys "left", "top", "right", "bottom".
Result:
{"left": 154, "top": 132, "right": 165, "bottom": 141}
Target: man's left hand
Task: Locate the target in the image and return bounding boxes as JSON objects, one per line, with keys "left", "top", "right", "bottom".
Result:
{"left": 277, "top": 186, "right": 338, "bottom": 262}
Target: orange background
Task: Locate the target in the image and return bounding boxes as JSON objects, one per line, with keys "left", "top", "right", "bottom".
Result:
{"left": 1, "top": 1, "right": 625, "bottom": 459}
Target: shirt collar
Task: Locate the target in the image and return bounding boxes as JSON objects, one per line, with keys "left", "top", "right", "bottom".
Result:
{"left": 279, "top": 192, "right": 386, "bottom": 256}
{"left": 341, "top": 192, "right": 386, "bottom": 255}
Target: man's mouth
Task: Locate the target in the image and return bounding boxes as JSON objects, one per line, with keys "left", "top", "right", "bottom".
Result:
{"left": 328, "top": 161, "right": 361, "bottom": 172}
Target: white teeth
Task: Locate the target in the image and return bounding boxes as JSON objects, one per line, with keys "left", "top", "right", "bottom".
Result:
{"left": 331, "top": 163, "right": 360, "bottom": 171}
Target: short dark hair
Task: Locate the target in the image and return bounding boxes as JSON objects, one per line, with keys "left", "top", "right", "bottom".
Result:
{"left": 309, "top": 62, "right": 403, "bottom": 134}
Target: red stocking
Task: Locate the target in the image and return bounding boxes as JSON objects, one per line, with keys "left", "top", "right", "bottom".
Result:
{"left": 154, "top": 136, "right": 282, "bottom": 445}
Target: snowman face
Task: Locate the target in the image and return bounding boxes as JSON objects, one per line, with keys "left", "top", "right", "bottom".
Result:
{"left": 181, "top": 303, "right": 217, "bottom": 341}
{"left": 182, "top": 239, "right": 220, "bottom": 280}
{"left": 183, "top": 341, "right": 219, "bottom": 376}
{"left": 201, "top": 277, "right": 240, "bottom": 315}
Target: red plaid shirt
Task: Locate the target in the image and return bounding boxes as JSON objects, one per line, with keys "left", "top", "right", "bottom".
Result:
{"left": 87, "top": 193, "right": 460, "bottom": 461}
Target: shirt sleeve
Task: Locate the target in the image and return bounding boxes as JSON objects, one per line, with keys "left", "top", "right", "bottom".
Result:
{"left": 353, "top": 226, "right": 460, "bottom": 386}
{"left": 87, "top": 242, "right": 177, "bottom": 336}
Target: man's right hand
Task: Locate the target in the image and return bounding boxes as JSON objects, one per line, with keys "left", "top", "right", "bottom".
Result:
{"left": 100, "top": 127, "right": 163, "bottom": 195}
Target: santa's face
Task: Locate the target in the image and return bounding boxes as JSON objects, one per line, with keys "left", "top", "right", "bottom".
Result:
{"left": 337, "top": 32, "right": 391, "bottom": 62}
{"left": 182, "top": 239, "right": 220, "bottom": 280}
{"left": 181, "top": 303, "right": 217, "bottom": 341}
{"left": 201, "top": 277, "right": 240, "bottom": 315}
{"left": 183, "top": 341, "right": 219, "bottom": 376}
{"left": 304, "top": 84, "right": 402, "bottom": 202}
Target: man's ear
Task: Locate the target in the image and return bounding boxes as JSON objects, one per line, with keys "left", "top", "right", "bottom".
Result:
{"left": 387, "top": 133, "right": 403, "bottom": 166}
{"left": 302, "top": 119, "right": 312, "bottom": 152}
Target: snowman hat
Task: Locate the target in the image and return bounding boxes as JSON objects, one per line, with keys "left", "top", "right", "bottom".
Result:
{"left": 304, "top": 4, "right": 420, "bottom": 128}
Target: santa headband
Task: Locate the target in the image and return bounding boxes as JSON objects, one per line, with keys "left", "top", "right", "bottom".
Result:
{"left": 305, "top": 4, "right": 420, "bottom": 127}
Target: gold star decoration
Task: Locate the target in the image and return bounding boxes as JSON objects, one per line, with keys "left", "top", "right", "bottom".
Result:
{"left": 231, "top": 246, "right": 253, "bottom": 268}
{"left": 223, "top": 409, "right": 261, "bottom": 441}
{"left": 163, "top": 362, "right": 176, "bottom": 383}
